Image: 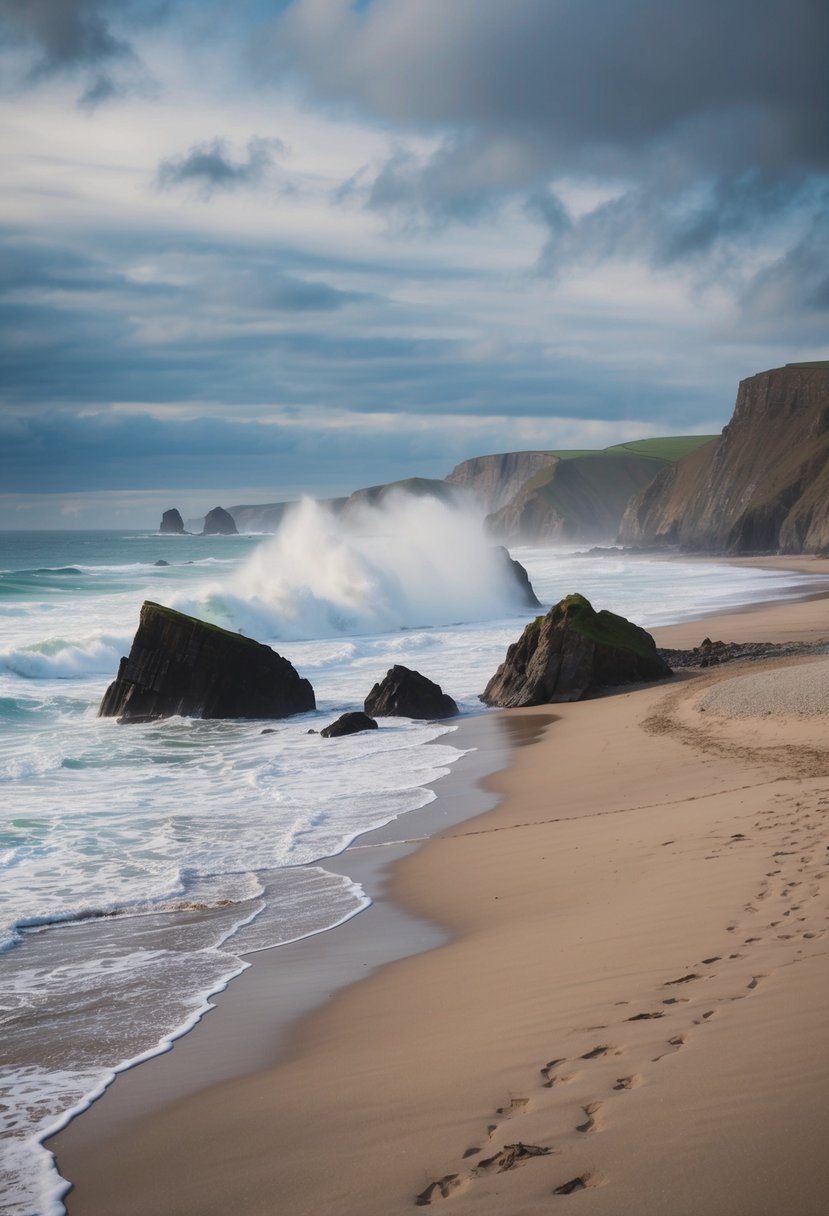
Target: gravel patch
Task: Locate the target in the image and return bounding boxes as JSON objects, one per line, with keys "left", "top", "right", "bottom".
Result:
{"left": 698, "top": 658, "right": 829, "bottom": 718}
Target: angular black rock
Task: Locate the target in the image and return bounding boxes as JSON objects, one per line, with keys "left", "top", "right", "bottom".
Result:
{"left": 320, "top": 711, "right": 379, "bottom": 738}
{"left": 99, "top": 601, "right": 315, "bottom": 722}
{"left": 364, "top": 665, "right": 458, "bottom": 720}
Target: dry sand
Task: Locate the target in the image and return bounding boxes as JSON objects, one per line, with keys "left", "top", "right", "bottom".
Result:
{"left": 54, "top": 571, "right": 829, "bottom": 1216}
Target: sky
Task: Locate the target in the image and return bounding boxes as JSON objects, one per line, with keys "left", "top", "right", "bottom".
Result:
{"left": 2, "top": 0, "right": 828, "bottom": 528}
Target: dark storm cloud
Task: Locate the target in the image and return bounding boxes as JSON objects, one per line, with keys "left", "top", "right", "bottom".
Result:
{"left": 0, "top": 0, "right": 171, "bottom": 101}
{"left": 157, "top": 137, "right": 285, "bottom": 195}
{"left": 270, "top": 0, "right": 829, "bottom": 180}
{"left": 264, "top": 0, "right": 829, "bottom": 290}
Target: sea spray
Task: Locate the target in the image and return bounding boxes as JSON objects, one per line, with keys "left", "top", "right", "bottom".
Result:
{"left": 173, "top": 494, "right": 535, "bottom": 640}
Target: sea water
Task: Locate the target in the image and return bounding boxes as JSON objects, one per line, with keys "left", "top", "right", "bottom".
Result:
{"left": 0, "top": 498, "right": 820, "bottom": 1215}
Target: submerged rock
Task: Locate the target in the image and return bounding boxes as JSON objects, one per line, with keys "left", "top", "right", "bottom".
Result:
{"left": 320, "top": 711, "right": 379, "bottom": 738}
{"left": 99, "top": 601, "right": 315, "bottom": 722}
{"left": 159, "top": 508, "right": 185, "bottom": 535}
{"left": 364, "top": 665, "right": 458, "bottom": 720}
{"left": 481, "top": 593, "right": 672, "bottom": 706}
{"left": 202, "top": 506, "right": 238, "bottom": 535}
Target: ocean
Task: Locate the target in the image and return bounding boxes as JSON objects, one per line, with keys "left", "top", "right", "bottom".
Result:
{"left": 0, "top": 498, "right": 820, "bottom": 1215}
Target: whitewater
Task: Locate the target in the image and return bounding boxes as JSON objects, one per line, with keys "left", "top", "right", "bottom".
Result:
{"left": 0, "top": 497, "right": 821, "bottom": 1216}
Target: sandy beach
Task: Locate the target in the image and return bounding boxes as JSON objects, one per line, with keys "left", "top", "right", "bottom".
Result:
{"left": 53, "top": 564, "right": 829, "bottom": 1215}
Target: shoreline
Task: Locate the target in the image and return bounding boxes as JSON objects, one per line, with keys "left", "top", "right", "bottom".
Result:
{"left": 52, "top": 560, "right": 829, "bottom": 1214}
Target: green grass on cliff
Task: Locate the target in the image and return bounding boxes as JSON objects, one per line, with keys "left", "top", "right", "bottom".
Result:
{"left": 603, "top": 435, "right": 716, "bottom": 462}
{"left": 543, "top": 435, "right": 715, "bottom": 465}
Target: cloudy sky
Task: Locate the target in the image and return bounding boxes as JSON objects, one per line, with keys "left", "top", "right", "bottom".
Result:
{"left": 2, "top": 0, "right": 828, "bottom": 527}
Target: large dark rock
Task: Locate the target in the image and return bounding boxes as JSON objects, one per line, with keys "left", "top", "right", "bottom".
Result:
{"left": 320, "top": 711, "right": 379, "bottom": 738}
{"left": 99, "top": 601, "right": 315, "bottom": 722}
{"left": 481, "top": 593, "right": 672, "bottom": 707}
{"left": 364, "top": 665, "right": 458, "bottom": 720}
{"left": 495, "top": 546, "right": 541, "bottom": 608}
{"left": 159, "top": 508, "right": 184, "bottom": 535}
{"left": 202, "top": 507, "right": 238, "bottom": 536}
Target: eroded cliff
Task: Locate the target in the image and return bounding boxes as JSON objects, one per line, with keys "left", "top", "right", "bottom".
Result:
{"left": 619, "top": 364, "right": 829, "bottom": 553}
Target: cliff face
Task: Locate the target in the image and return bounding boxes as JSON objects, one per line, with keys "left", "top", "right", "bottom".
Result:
{"left": 619, "top": 365, "right": 829, "bottom": 553}
{"left": 445, "top": 452, "right": 557, "bottom": 513}
{"left": 486, "top": 453, "right": 666, "bottom": 544}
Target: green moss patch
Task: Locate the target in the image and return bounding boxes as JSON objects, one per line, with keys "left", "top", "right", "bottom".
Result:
{"left": 558, "top": 593, "right": 654, "bottom": 658}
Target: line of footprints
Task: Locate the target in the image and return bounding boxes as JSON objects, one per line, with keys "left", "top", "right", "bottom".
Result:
{"left": 416, "top": 788, "right": 828, "bottom": 1206}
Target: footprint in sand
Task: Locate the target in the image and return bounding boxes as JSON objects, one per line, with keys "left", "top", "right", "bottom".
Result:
{"left": 613, "top": 1074, "right": 642, "bottom": 1091}
{"left": 652, "top": 1034, "right": 686, "bottom": 1062}
{"left": 419, "top": 1144, "right": 553, "bottom": 1203}
{"left": 576, "top": 1102, "right": 603, "bottom": 1134}
{"left": 495, "top": 1097, "right": 529, "bottom": 1118}
{"left": 626, "top": 1011, "right": 665, "bottom": 1021}
{"left": 553, "top": 1173, "right": 597, "bottom": 1195}
{"left": 415, "top": 1174, "right": 469, "bottom": 1205}
{"left": 474, "top": 1143, "right": 552, "bottom": 1175}
{"left": 580, "top": 1045, "right": 616, "bottom": 1060}
{"left": 541, "top": 1061, "right": 577, "bottom": 1088}
{"left": 664, "top": 973, "right": 700, "bottom": 986}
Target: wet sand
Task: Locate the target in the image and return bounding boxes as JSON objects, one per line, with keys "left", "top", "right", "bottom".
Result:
{"left": 53, "top": 567, "right": 829, "bottom": 1215}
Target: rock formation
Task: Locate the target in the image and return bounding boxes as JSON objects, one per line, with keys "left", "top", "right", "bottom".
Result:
{"left": 445, "top": 452, "right": 558, "bottom": 513}
{"left": 364, "top": 665, "right": 458, "bottom": 719}
{"left": 481, "top": 593, "right": 672, "bottom": 706}
{"left": 202, "top": 506, "right": 238, "bottom": 536}
{"left": 495, "top": 547, "right": 541, "bottom": 608}
{"left": 485, "top": 452, "right": 675, "bottom": 545}
{"left": 159, "top": 509, "right": 184, "bottom": 535}
{"left": 99, "top": 601, "right": 315, "bottom": 721}
{"left": 619, "top": 363, "right": 829, "bottom": 553}
{"left": 320, "top": 711, "right": 379, "bottom": 738}
{"left": 339, "top": 477, "right": 467, "bottom": 521}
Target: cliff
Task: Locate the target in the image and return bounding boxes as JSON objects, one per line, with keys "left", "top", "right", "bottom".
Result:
{"left": 485, "top": 451, "right": 674, "bottom": 545}
{"left": 619, "top": 364, "right": 829, "bottom": 553}
{"left": 445, "top": 452, "right": 558, "bottom": 513}
{"left": 338, "top": 477, "right": 467, "bottom": 520}
{"left": 448, "top": 438, "right": 712, "bottom": 545}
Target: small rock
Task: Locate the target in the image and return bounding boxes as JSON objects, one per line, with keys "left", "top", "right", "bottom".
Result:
{"left": 320, "top": 712, "right": 378, "bottom": 738}
{"left": 365, "top": 665, "right": 458, "bottom": 720}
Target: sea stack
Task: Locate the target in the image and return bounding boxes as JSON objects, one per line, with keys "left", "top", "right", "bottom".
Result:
{"left": 159, "top": 508, "right": 184, "bottom": 535}
{"left": 481, "top": 593, "right": 672, "bottom": 706}
{"left": 202, "top": 507, "right": 238, "bottom": 535}
{"left": 99, "top": 601, "right": 315, "bottom": 721}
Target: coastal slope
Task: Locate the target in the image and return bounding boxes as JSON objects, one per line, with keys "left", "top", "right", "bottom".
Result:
{"left": 620, "top": 363, "right": 829, "bottom": 552}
